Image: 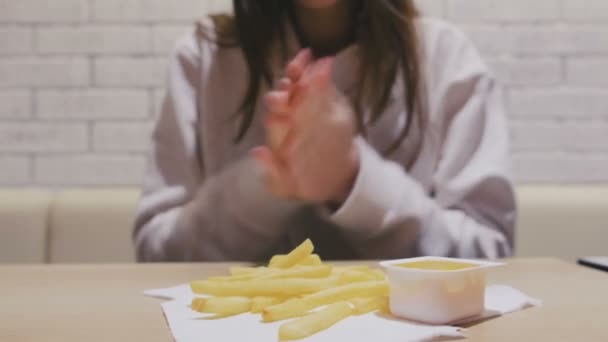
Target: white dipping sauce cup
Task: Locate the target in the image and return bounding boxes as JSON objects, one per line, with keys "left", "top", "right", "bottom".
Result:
{"left": 380, "top": 257, "right": 503, "bottom": 325}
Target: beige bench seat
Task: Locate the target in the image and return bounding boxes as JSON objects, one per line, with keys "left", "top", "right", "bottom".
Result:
{"left": 0, "top": 190, "right": 52, "bottom": 263}
{"left": 0, "top": 186, "right": 606, "bottom": 263}
{"left": 48, "top": 189, "right": 139, "bottom": 263}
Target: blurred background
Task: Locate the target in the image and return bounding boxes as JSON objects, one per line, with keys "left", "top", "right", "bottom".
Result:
{"left": 0, "top": 0, "right": 607, "bottom": 263}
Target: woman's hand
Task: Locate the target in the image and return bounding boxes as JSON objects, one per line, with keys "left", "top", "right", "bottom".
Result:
{"left": 253, "top": 50, "right": 359, "bottom": 205}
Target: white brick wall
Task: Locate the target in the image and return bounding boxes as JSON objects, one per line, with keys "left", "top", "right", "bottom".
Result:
{"left": 0, "top": 58, "right": 89, "bottom": 87}
{"left": 0, "top": 91, "right": 31, "bottom": 118}
{"left": 92, "top": 0, "right": 231, "bottom": 22}
{"left": 37, "top": 90, "right": 149, "bottom": 119}
{"left": 0, "top": 123, "right": 87, "bottom": 152}
{"left": 511, "top": 121, "right": 608, "bottom": 151}
{"left": 447, "top": 0, "right": 560, "bottom": 22}
{"left": 0, "top": 0, "right": 606, "bottom": 187}
{"left": 0, "top": 156, "right": 30, "bottom": 185}
{"left": 0, "top": 0, "right": 88, "bottom": 23}
{"left": 93, "top": 57, "right": 166, "bottom": 87}
{"left": 0, "top": 28, "right": 34, "bottom": 55}
{"left": 37, "top": 26, "right": 151, "bottom": 55}
{"left": 92, "top": 121, "right": 153, "bottom": 152}
{"left": 563, "top": 0, "right": 608, "bottom": 21}
{"left": 34, "top": 154, "right": 145, "bottom": 185}
{"left": 487, "top": 58, "right": 561, "bottom": 86}
{"left": 566, "top": 58, "right": 608, "bottom": 85}
{"left": 509, "top": 89, "right": 608, "bottom": 117}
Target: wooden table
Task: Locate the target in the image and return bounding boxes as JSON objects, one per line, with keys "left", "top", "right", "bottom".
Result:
{"left": 1, "top": 259, "right": 607, "bottom": 341}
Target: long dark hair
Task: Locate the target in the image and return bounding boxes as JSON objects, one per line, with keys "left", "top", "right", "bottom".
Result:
{"left": 207, "top": 0, "right": 424, "bottom": 157}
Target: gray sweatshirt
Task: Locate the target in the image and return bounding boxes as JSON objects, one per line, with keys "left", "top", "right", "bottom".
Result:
{"left": 133, "top": 17, "right": 516, "bottom": 262}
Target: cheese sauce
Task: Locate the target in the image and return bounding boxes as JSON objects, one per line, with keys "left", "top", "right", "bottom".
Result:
{"left": 396, "top": 260, "right": 478, "bottom": 271}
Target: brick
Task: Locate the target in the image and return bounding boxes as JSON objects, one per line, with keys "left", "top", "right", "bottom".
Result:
{"left": 447, "top": 0, "right": 559, "bottom": 22}
{"left": 152, "top": 25, "right": 191, "bottom": 55}
{"left": 566, "top": 59, "right": 608, "bottom": 86}
{"left": 463, "top": 26, "right": 562, "bottom": 56}
{"left": 511, "top": 121, "right": 608, "bottom": 151}
{"left": 563, "top": 0, "right": 608, "bottom": 21}
{"left": 37, "top": 26, "right": 151, "bottom": 54}
{"left": 0, "top": 91, "right": 31, "bottom": 118}
{"left": 463, "top": 25, "right": 608, "bottom": 56}
{"left": 94, "top": 58, "right": 167, "bottom": 87}
{"left": 564, "top": 27, "right": 608, "bottom": 54}
{"left": 93, "top": 121, "right": 153, "bottom": 152}
{"left": 511, "top": 121, "right": 557, "bottom": 151}
{"left": 414, "top": 0, "right": 444, "bottom": 17}
{"left": 37, "top": 90, "right": 149, "bottom": 119}
{"left": 0, "top": 58, "right": 89, "bottom": 87}
{"left": 0, "top": 123, "right": 87, "bottom": 152}
{"left": 204, "top": 0, "right": 233, "bottom": 14}
{"left": 487, "top": 57, "right": 561, "bottom": 85}
{"left": 0, "top": 156, "right": 30, "bottom": 185}
{"left": 509, "top": 89, "right": 608, "bottom": 117}
{"left": 0, "top": 0, "right": 88, "bottom": 23}
{"left": 0, "top": 28, "right": 33, "bottom": 55}
{"left": 34, "top": 154, "right": 146, "bottom": 185}
{"left": 92, "top": 0, "right": 232, "bottom": 23}
{"left": 514, "top": 153, "right": 608, "bottom": 183}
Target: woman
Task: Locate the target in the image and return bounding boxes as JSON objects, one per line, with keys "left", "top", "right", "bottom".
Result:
{"left": 134, "top": 0, "right": 516, "bottom": 262}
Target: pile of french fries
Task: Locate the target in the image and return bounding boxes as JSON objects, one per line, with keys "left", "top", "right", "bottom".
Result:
{"left": 190, "top": 239, "right": 390, "bottom": 341}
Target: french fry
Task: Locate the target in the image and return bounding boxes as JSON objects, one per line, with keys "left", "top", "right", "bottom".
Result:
{"left": 271, "top": 254, "right": 322, "bottom": 267}
{"left": 211, "top": 265, "right": 332, "bottom": 282}
{"left": 297, "top": 254, "right": 322, "bottom": 266}
{"left": 251, "top": 297, "right": 286, "bottom": 313}
{"left": 209, "top": 268, "right": 277, "bottom": 282}
{"left": 278, "top": 302, "right": 353, "bottom": 341}
{"left": 269, "top": 239, "right": 314, "bottom": 269}
{"left": 337, "top": 270, "right": 380, "bottom": 284}
{"left": 332, "top": 266, "right": 386, "bottom": 282}
{"left": 350, "top": 296, "right": 389, "bottom": 315}
{"left": 257, "top": 265, "right": 331, "bottom": 280}
{"left": 191, "top": 297, "right": 206, "bottom": 312}
{"left": 188, "top": 239, "right": 391, "bottom": 341}
{"left": 190, "top": 296, "right": 251, "bottom": 316}
{"left": 191, "top": 276, "right": 340, "bottom": 297}
{"left": 331, "top": 265, "right": 370, "bottom": 274}
{"left": 268, "top": 256, "right": 286, "bottom": 267}
{"left": 263, "top": 280, "right": 388, "bottom": 322}
{"left": 229, "top": 266, "right": 268, "bottom": 276}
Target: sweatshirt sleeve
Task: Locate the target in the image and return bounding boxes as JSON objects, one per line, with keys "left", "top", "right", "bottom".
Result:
{"left": 133, "top": 26, "right": 302, "bottom": 262}
{"left": 329, "top": 23, "right": 516, "bottom": 259}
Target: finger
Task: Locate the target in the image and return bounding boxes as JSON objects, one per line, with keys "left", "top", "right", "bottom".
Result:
{"left": 264, "top": 91, "right": 290, "bottom": 114}
{"left": 306, "top": 57, "right": 334, "bottom": 90}
{"left": 287, "top": 58, "right": 336, "bottom": 132}
{"left": 265, "top": 113, "right": 293, "bottom": 156}
{"left": 289, "top": 76, "right": 312, "bottom": 109}
{"left": 286, "top": 48, "right": 313, "bottom": 82}
{"left": 275, "top": 77, "right": 292, "bottom": 92}
{"left": 315, "top": 57, "right": 334, "bottom": 88}
{"left": 265, "top": 114, "right": 291, "bottom": 150}
{"left": 276, "top": 126, "right": 298, "bottom": 160}
{"left": 265, "top": 113, "right": 291, "bottom": 127}
{"left": 291, "top": 57, "right": 333, "bottom": 104}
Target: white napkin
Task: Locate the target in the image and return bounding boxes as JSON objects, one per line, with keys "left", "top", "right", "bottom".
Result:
{"left": 144, "top": 284, "right": 540, "bottom": 342}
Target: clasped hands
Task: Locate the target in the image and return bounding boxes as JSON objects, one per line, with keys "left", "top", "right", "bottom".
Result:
{"left": 252, "top": 49, "right": 359, "bottom": 205}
